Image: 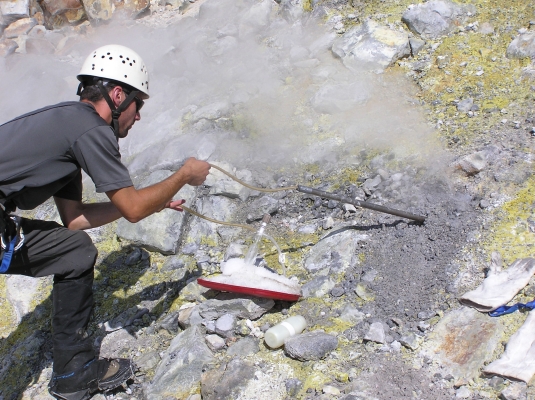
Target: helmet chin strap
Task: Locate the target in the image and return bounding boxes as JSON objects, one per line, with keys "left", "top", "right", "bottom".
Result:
{"left": 95, "top": 80, "right": 140, "bottom": 136}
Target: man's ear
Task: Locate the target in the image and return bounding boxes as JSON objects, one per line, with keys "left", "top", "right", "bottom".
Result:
{"left": 110, "top": 86, "right": 123, "bottom": 107}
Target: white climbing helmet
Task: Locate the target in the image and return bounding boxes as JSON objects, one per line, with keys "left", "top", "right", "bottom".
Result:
{"left": 77, "top": 44, "right": 150, "bottom": 98}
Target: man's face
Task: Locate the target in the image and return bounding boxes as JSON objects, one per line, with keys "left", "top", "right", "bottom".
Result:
{"left": 116, "top": 89, "right": 142, "bottom": 139}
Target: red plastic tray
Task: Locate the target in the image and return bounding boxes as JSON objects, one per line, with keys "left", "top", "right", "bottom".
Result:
{"left": 197, "top": 278, "right": 300, "bottom": 302}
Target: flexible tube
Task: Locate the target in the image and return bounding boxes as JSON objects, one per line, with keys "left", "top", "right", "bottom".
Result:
{"left": 208, "top": 163, "right": 297, "bottom": 192}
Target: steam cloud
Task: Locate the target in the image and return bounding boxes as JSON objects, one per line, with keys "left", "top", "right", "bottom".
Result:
{"left": 0, "top": 0, "right": 439, "bottom": 180}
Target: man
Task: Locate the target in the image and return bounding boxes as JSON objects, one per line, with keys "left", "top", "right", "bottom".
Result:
{"left": 0, "top": 44, "right": 210, "bottom": 400}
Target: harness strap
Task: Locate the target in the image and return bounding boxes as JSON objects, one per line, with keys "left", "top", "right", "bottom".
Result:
{"left": 0, "top": 235, "right": 16, "bottom": 273}
{"left": 489, "top": 300, "right": 535, "bottom": 317}
{"left": 0, "top": 215, "right": 23, "bottom": 273}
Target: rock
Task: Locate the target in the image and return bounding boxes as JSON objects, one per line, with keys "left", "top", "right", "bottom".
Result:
{"left": 457, "top": 151, "right": 487, "bottom": 175}
{"left": 285, "top": 378, "right": 303, "bottom": 397}
{"left": 6, "top": 275, "right": 41, "bottom": 323}
{"left": 82, "top": 0, "right": 113, "bottom": 22}
{"left": 205, "top": 334, "right": 226, "bottom": 351}
{"left": 323, "top": 216, "right": 334, "bottom": 230}
{"left": 364, "top": 322, "right": 386, "bottom": 344}
{"left": 455, "top": 386, "right": 471, "bottom": 398}
{"left": 99, "top": 328, "right": 138, "bottom": 358}
{"left": 187, "top": 195, "right": 238, "bottom": 248}
{"left": 113, "top": 0, "right": 150, "bottom": 19}
{"left": 0, "top": 38, "right": 19, "bottom": 57}
{"left": 420, "top": 307, "right": 502, "bottom": 381}
{"left": 284, "top": 331, "right": 338, "bottom": 361}
{"left": 207, "top": 165, "right": 253, "bottom": 201}
{"left": 104, "top": 306, "right": 149, "bottom": 332}
{"left": 409, "top": 37, "right": 426, "bottom": 56}
{"left": 238, "top": 0, "right": 272, "bottom": 37}
{"left": 158, "top": 311, "right": 180, "bottom": 335}
{"left": 201, "top": 358, "right": 256, "bottom": 400}
{"left": 146, "top": 326, "right": 215, "bottom": 398}
{"left": 311, "top": 81, "right": 371, "bottom": 114}
{"left": 117, "top": 170, "right": 196, "bottom": 254}
{"left": 197, "top": 294, "right": 275, "bottom": 321}
{"left": 224, "top": 242, "right": 246, "bottom": 260}
{"left": 355, "top": 283, "right": 374, "bottom": 301}
{"left": 301, "top": 275, "right": 336, "bottom": 298}
{"left": 338, "top": 305, "right": 365, "bottom": 325}
{"left": 135, "top": 350, "right": 161, "bottom": 371}
{"left": 331, "top": 19, "right": 410, "bottom": 71}
{"left": 0, "top": 0, "right": 30, "bottom": 26}
{"left": 246, "top": 195, "right": 278, "bottom": 222}
{"left": 3, "top": 17, "right": 36, "bottom": 38}
{"left": 507, "top": 31, "right": 535, "bottom": 59}
{"left": 24, "top": 36, "right": 56, "bottom": 54}
{"left": 226, "top": 337, "right": 259, "bottom": 357}
{"left": 402, "top": 0, "right": 475, "bottom": 39}
{"left": 215, "top": 313, "right": 237, "bottom": 338}
{"left": 399, "top": 332, "right": 420, "bottom": 350}
{"left": 40, "top": 0, "right": 83, "bottom": 16}
{"left": 304, "top": 229, "right": 367, "bottom": 274}
{"left": 500, "top": 382, "right": 527, "bottom": 400}
{"left": 457, "top": 98, "right": 474, "bottom": 113}
{"left": 323, "top": 385, "right": 341, "bottom": 395}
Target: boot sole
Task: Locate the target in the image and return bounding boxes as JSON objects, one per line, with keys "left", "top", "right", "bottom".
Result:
{"left": 98, "top": 361, "right": 135, "bottom": 391}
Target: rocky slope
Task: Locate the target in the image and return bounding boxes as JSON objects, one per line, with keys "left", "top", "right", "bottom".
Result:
{"left": 1, "top": 0, "right": 535, "bottom": 399}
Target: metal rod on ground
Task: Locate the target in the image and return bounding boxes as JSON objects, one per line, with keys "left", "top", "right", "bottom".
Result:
{"left": 296, "top": 185, "right": 426, "bottom": 223}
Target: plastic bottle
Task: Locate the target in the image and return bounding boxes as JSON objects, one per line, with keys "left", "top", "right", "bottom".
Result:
{"left": 264, "top": 315, "right": 307, "bottom": 348}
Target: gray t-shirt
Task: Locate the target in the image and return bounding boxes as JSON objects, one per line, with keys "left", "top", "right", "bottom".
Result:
{"left": 0, "top": 101, "right": 133, "bottom": 211}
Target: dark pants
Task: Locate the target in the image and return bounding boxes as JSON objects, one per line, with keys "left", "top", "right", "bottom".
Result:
{"left": 1, "top": 218, "right": 98, "bottom": 374}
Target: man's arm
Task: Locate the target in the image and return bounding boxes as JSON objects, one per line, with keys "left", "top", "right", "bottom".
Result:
{"left": 106, "top": 158, "right": 210, "bottom": 223}
{"left": 54, "top": 198, "right": 123, "bottom": 230}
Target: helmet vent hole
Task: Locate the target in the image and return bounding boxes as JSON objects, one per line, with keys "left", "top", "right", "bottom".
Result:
{"left": 101, "top": 55, "right": 105, "bottom": 58}
{"left": 122, "top": 60, "right": 126, "bottom": 64}
{"left": 109, "top": 57, "right": 113, "bottom": 60}
{"left": 129, "top": 63, "right": 132, "bottom": 66}
{"left": 124, "top": 75, "right": 127, "bottom": 78}
{"left": 107, "top": 52, "right": 110, "bottom": 55}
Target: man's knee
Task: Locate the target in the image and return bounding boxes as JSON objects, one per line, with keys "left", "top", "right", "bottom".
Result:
{"left": 60, "top": 230, "right": 98, "bottom": 277}
{"left": 73, "top": 230, "right": 98, "bottom": 265}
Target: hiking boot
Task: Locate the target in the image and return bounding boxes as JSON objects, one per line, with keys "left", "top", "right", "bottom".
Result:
{"left": 48, "top": 358, "right": 135, "bottom": 400}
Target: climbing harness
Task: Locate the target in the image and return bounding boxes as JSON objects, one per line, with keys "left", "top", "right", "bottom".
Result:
{"left": 0, "top": 205, "right": 24, "bottom": 273}
{"left": 489, "top": 300, "right": 535, "bottom": 317}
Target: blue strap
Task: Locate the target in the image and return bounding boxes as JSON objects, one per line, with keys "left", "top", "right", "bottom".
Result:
{"left": 489, "top": 299, "right": 535, "bottom": 317}
{"left": 0, "top": 235, "right": 17, "bottom": 273}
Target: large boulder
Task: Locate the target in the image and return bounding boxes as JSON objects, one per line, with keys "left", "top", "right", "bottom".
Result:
{"left": 507, "top": 31, "right": 535, "bottom": 59}
{"left": 0, "top": 0, "right": 30, "bottom": 26}
{"left": 116, "top": 170, "right": 196, "bottom": 254}
{"left": 145, "top": 326, "right": 215, "bottom": 398}
{"left": 40, "top": 0, "right": 83, "bottom": 16}
{"left": 402, "top": 0, "right": 475, "bottom": 39}
{"left": 331, "top": 19, "right": 410, "bottom": 72}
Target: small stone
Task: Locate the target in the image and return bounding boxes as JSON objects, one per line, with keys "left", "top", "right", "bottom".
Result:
{"left": 479, "top": 199, "right": 490, "bottom": 209}
{"left": 330, "top": 286, "right": 345, "bottom": 297}
{"left": 399, "top": 332, "right": 420, "bottom": 350}
{"left": 455, "top": 386, "right": 471, "bottom": 398}
{"left": 323, "top": 385, "right": 341, "bottom": 395}
{"left": 205, "top": 334, "right": 226, "bottom": 350}
{"left": 323, "top": 216, "right": 334, "bottom": 230}
{"left": 500, "top": 382, "right": 527, "bottom": 400}
{"left": 364, "top": 322, "right": 386, "bottom": 344}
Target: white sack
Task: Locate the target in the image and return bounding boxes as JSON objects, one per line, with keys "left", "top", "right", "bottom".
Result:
{"left": 459, "top": 257, "right": 535, "bottom": 312}
{"left": 483, "top": 309, "right": 535, "bottom": 382}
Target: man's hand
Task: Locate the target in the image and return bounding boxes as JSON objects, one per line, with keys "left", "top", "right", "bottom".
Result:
{"left": 183, "top": 158, "right": 211, "bottom": 186}
{"left": 166, "top": 199, "right": 186, "bottom": 211}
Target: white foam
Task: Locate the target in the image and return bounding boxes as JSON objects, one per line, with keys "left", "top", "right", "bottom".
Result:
{"left": 209, "top": 258, "right": 301, "bottom": 295}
